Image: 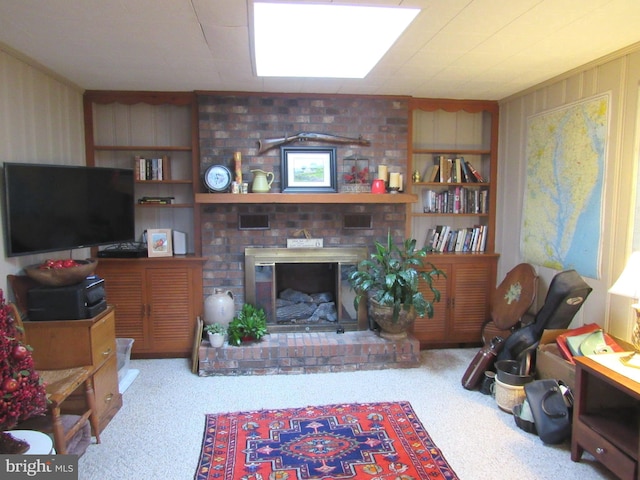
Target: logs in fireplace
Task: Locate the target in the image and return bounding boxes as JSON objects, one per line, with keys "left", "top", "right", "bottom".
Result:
{"left": 245, "top": 247, "right": 368, "bottom": 333}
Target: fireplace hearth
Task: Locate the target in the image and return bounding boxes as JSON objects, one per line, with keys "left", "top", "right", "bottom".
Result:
{"left": 245, "top": 247, "right": 368, "bottom": 333}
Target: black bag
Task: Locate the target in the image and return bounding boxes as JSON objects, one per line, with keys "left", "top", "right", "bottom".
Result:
{"left": 524, "top": 379, "right": 573, "bottom": 444}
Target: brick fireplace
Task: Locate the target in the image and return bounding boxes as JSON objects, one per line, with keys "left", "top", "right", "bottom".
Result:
{"left": 244, "top": 246, "right": 368, "bottom": 333}
{"left": 197, "top": 93, "right": 417, "bottom": 374}
{"left": 201, "top": 202, "right": 407, "bottom": 311}
{"left": 199, "top": 92, "right": 411, "bottom": 311}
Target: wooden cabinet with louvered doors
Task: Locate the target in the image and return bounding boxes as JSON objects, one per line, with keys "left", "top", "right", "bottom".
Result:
{"left": 413, "top": 255, "right": 497, "bottom": 347}
{"left": 96, "top": 257, "right": 204, "bottom": 358}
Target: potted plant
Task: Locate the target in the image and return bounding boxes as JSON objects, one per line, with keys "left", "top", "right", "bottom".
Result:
{"left": 348, "top": 230, "right": 444, "bottom": 340}
{"left": 227, "top": 303, "right": 268, "bottom": 346}
{"left": 204, "top": 322, "right": 227, "bottom": 348}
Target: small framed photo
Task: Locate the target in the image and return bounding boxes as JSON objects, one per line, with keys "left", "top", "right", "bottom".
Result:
{"left": 281, "top": 146, "right": 337, "bottom": 193}
{"left": 147, "top": 228, "right": 173, "bottom": 257}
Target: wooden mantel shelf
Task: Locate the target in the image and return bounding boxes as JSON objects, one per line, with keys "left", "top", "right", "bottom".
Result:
{"left": 195, "top": 193, "right": 418, "bottom": 204}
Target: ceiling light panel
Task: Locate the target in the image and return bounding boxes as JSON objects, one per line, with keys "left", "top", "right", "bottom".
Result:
{"left": 253, "top": 2, "right": 420, "bottom": 78}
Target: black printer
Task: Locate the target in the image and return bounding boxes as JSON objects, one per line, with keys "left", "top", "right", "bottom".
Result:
{"left": 27, "top": 275, "right": 107, "bottom": 321}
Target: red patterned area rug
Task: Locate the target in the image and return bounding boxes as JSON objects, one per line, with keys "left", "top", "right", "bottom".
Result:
{"left": 195, "top": 401, "right": 459, "bottom": 480}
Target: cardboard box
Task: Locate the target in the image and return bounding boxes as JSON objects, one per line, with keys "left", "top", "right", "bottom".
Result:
{"left": 536, "top": 329, "right": 576, "bottom": 390}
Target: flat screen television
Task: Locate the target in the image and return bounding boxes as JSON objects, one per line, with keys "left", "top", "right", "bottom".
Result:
{"left": 3, "top": 162, "right": 135, "bottom": 257}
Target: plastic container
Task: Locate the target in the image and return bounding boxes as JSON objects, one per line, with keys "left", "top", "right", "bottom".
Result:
{"left": 116, "top": 338, "right": 134, "bottom": 383}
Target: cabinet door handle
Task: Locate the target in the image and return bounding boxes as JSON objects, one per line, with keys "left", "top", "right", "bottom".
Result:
{"left": 595, "top": 447, "right": 605, "bottom": 455}
{"left": 104, "top": 393, "right": 114, "bottom": 404}
{"left": 102, "top": 347, "right": 112, "bottom": 357}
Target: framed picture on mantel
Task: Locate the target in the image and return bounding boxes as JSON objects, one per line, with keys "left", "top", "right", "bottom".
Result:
{"left": 147, "top": 229, "right": 173, "bottom": 257}
{"left": 281, "top": 146, "right": 337, "bottom": 193}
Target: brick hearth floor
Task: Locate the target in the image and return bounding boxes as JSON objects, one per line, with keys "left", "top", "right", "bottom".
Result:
{"left": 198, "top": 331, "right": 420, "bottom": 376}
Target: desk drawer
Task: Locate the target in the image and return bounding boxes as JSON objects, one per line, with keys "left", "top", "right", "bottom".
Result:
{"left": 574, "top": 421, "right": 636, "bottom": 480}
{"left": 91, "top": 311, "right": 116, "bottom": 368}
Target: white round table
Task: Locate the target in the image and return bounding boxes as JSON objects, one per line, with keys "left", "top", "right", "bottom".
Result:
{"left": 9, "top": 430, "right": 54, "bottom": 454}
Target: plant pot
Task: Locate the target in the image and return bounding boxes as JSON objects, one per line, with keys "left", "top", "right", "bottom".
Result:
{"left": 368, "top": 298, "right": 416, "bottom": 340}
{"left": 207, "top": 332, "right": 225, "bottom": 348}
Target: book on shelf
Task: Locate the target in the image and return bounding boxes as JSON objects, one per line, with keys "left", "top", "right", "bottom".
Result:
{"left": 421, "top": 186, "right": 489, "bottom": 214}
{"left": 137, "top": 196, "right": 175, "bottom": 205}
{"left": 465, "top": 160, "right": 485, "bottom": 182}
{"left": 428, "top": 155, "right": 486, "bottom": 184}
{"left": 422, "top": 164, "right": 440, "bottom": 183}
{"left": 426, "top": 224, "right": 487, "bottom": 253}
{"left": 135, "top": 155, "right": 171, "bottom": 181}
{"left": 459, "top": 157, "right": 473, "bottom": 183}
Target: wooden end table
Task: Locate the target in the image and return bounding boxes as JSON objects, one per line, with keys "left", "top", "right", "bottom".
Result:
{"left": 571, "top": 356, "right": 640, "bottom": 479}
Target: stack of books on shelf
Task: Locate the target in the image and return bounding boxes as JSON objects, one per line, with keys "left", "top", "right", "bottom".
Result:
{"left": 422, "top": 186, "right": 489, "bottom": 214}
{"left": 422, "top": 156, "right": 485, "bottom": 183}
{"left": 135, "top": 155, "right": 170, "bottom": 181}
{"left": 137, "top": 196, "right": 174, "bottom": 205}
{"left": 425, "top": 225, "right": 488, "bottom": 253}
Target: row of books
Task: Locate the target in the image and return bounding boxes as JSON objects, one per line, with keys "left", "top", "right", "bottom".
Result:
{"left": 422, "top": 156, "right": 485, "bottom": 183}
{"left": 425, "top": 225, "right": 488, "bottom": 253}
{"left": 135, "top": 155, "right": 170, "bottom": 181}
{"left": 422, "top": 187, "right": 489, "bottom": 214}
{"left": 137, "top": 196, "right": 174, "bottom": 205}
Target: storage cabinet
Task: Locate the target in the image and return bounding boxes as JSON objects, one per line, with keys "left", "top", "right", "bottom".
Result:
{"left": 414, "top": 255, "right": 497, "bottom": 346}
{"left": 23, "top": 307, "right": 122, "bottom": 434}
{"left": 84, "top": 90, "right": 201, "bottom": 256}
{"left": 96, "top": 258, "right": 204, "bottom": 358}
{"left": 407, "top": 99, "right": 499, "bottom": 346}
{"left": 571, "top": 356, "right": 640, "bottom": 480}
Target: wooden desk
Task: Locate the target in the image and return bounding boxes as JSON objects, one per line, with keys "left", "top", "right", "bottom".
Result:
{"left": 22, "top": 307, "right": 122, "bottom": 434}
{"left": 571, "top": 356, "right": 640, "bottom": 480}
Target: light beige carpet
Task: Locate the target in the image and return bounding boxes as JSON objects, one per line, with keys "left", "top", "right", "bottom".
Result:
{"left": 79, "top": 348, "right": 616, "bottom": 480}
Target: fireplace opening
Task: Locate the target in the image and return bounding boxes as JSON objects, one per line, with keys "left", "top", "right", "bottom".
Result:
{"left": 245, "top": 247, "right": 368, "bottom": 333}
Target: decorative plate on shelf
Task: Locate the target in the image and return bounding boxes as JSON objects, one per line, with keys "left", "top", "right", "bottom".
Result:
{"left": 204, "top": 164, "right": 232, "bottom": 192}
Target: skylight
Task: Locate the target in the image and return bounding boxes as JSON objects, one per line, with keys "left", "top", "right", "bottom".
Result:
{"left": 252, "top": 2, "right": 420, "bottom": 79}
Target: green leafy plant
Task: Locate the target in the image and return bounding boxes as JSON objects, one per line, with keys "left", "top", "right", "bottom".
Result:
{"left": 204, "top": 322, "right": 227, "bottom": 335}
{"left": 227, "top": 303, "right": 268, "bottom": 346}
{"left": 348, "top": 230, "right": 445, "bottom": 322}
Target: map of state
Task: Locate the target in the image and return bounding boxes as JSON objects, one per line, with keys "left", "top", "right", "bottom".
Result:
{"left": 522, "top": 94, "right": 608, "bottom": 279}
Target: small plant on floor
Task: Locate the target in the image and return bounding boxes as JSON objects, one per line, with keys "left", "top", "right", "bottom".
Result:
{"left": 227, "top": 303, "right": 268, "bottom": 346}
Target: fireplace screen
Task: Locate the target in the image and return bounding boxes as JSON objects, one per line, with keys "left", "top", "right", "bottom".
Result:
{"left": 244, "top": 247, "right": 368, "bottom": 333}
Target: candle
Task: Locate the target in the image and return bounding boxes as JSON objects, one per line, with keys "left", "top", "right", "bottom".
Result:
{"left": 233, "top": 152, "right": 242, "bottom": 183}
{"left": 389, "top": 172, "right": 400, "bottom": 188}
{"left": 378, "top": 165, "right": 388, "bottom": 181}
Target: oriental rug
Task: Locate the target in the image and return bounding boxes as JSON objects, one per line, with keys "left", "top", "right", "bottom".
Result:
{"left": 195, "top": 401, "right": 459, "bottom": 480}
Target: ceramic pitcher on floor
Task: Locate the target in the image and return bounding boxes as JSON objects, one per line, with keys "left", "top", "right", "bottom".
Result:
{"left": 204, "top": 288, "right": 235, "bottom": 326}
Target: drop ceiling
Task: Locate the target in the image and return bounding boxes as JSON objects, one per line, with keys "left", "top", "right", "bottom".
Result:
{"left": 1, "top": 0, "right": 640, "bottom": 100}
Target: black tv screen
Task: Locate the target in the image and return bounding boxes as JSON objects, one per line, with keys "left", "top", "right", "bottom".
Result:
{"left": 3, "top": 162, "right": 135, "bottom": 257}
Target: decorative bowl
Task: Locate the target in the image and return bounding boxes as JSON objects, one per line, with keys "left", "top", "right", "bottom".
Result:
{"left": 25, "top": 259, "right": 98, "bottom": 287}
